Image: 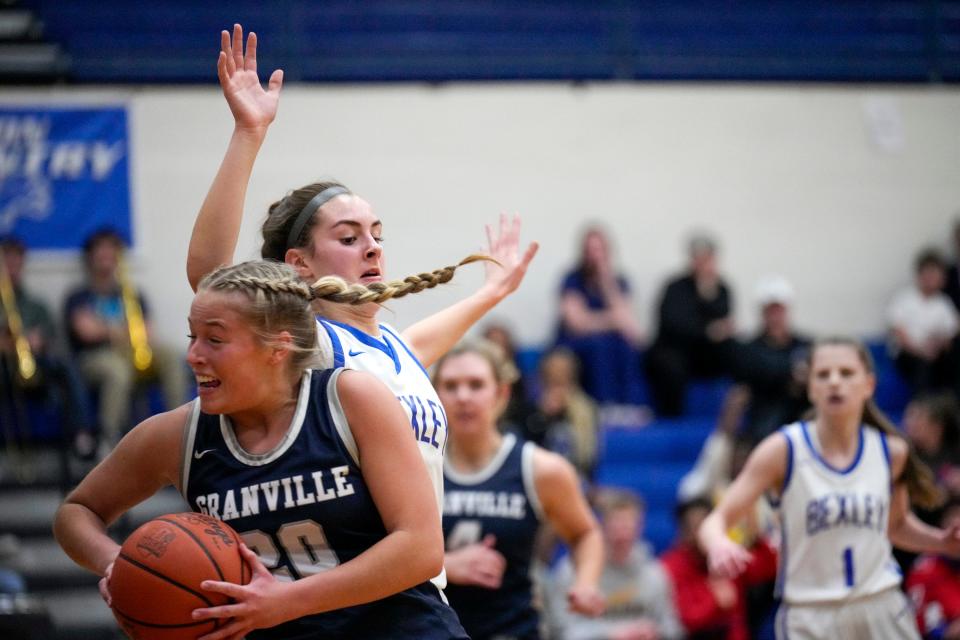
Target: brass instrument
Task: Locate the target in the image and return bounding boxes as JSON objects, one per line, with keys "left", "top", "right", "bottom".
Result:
{"left": 0, "top": 251, "right": 38, "bottom": 387}
{"left": 116, "top": 254, "right": 153, "bottom": 378}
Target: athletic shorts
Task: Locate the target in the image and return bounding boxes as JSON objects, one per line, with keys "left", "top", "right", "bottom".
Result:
{"left": 775, "top": 587, "right": 920, "bottom": 640}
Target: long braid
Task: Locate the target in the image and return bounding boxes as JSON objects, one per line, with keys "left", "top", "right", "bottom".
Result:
{"left": 308, "top": 254, "right": 496, "bottom": 305}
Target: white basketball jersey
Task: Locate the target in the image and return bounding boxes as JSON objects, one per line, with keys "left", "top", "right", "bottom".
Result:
{"left": 774, "top": 421, "right": 901, "bottom": 604}
{"left": 316, "top": 318, "right": 448, "bottom": 590}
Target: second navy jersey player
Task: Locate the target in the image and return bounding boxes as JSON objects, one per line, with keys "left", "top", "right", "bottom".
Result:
{"left": 443, "top": 433, "right": 544, "bottom": 640}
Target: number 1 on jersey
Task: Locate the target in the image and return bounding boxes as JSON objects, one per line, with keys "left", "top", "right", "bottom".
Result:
{"left": 843, "top": 546, "right": 854, "bottom": 587}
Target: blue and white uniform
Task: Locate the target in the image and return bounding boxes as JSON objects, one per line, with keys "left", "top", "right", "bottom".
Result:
{"left": 181, "top": 368, "right": 467, "bottom": 639}
{"left": 443, "top": 433, "right": 545, "bottom": 640}
{"left": 772, "top": 421, "right": 919, "bottom": 639}
{"left": 316, "top": 318, "right": 449, "bottom": 590}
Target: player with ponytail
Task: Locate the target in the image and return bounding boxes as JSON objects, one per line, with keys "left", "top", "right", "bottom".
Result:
{"left": 699, "top": 336, "right": 960, "bottom": 639}
{"left": 185, "top": 25, "right": 538, "bottom": 596}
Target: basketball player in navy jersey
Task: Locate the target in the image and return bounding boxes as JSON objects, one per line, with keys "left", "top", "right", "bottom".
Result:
{"left": 434, "top": 340, "right": 606, "bottom": 640}
{"left": 185, "top": 26, "right": 538, "bottom": 595}
{"left": 699, "top": 337, "right": 960, "bottom": 639}
{"left": 54, "top": 261, "right": 468, "bottom": 640}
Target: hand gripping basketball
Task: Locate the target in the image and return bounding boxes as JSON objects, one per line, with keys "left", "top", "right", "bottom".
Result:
{"left": 107, "top": 512, "right": 250, "bottom": 640}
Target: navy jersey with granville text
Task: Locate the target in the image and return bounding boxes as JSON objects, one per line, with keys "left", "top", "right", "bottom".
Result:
{"left": 443, "top": 433, "right": 545, "bottom": 640}
{"left": 181, "top": 368, "right": 466, "bottom": 640}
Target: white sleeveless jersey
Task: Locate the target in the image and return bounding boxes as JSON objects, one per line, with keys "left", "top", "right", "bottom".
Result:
{"left": 315, "top": 318, "right": 448, "bottom": 590}
{"left": 774, "top": 421, "right": 901, "bottom": 604}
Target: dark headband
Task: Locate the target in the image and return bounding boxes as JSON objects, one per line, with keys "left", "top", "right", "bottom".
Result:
{"left": 286, "top": 186, "right": 350, "bottom": 251}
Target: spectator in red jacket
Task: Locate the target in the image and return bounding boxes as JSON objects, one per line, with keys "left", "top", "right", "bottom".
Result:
{"left": 661, "top": 496, "right": 777, "bottom": 640}
{"left": 907, "top": 498, "right": 960, "bottom": 639}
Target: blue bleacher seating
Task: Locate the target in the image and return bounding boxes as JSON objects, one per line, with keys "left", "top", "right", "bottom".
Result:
{"left": 19, "top": 1, "right": 960, "bottom": 83}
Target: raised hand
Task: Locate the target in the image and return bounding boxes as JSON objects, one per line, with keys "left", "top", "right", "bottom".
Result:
{"left": 218, "top": 24, "right": 284, "bottom": 134}
{"left": 480, "top": 213, "right": 539, "bottom": 302}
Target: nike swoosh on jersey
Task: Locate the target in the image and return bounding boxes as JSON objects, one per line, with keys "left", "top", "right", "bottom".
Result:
{"left": 194, "top": 448, "right": 217, "bottom": 460}
{"left": 348, "top": 349, "right": 365, "bottom": 356}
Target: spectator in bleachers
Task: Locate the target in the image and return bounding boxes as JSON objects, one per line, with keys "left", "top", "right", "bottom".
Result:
{"left": 482, "top": 321, "right": 536, "bottom": 431}
{"left": 646, "top": 233, "right": 736, "bottom": 417}
{"left": 906, "top": 497, "right": 960, "bottom": 640}
{"left": 897, "top": 392, "right": 960, "bottom": 575}
{"left": 661, "top": 496, "right": 777, "bottom": 640}
{"left": 730, "top": 275, "right": 811, "bottom": 443}
{"left": 556, "top": 225, "right": 644, "bottom": 406}
{"left": 64, "top": 229, "right": 188, "bottom": 456}
{"left": 905, "top": 393, "right": 960, "bottom": 500}
{"left": 0, "top": 236, "right": 94, "bottom": 456}
{"left": 545, "top": 489, "right": 683, "bottom": 640}
{"left": 944, "top": 219, "right": 960, "bottom": 312}
{"left": 517, "top": 347, "right": 599, "bottom": 480}
{"left": 888, "top": 247, "right": 960, "bottom": 396}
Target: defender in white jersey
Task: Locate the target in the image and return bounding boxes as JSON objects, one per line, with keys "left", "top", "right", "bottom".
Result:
{"left": 186, "top": 21, "right": 538, "bottom": 596}
{"left": 699, "top": 337, "right": 960, "bottom": 640}
{"left": 316, "top": 318, "right": 448, "bottom": 520}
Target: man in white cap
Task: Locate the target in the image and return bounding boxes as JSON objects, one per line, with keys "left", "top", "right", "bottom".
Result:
{"left": 734, "top": 275, "right": 811, "bottom": 443}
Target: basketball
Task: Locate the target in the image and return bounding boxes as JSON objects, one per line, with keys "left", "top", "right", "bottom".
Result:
{"left": 109, "top": 512, "right": 250, "bottom": 640}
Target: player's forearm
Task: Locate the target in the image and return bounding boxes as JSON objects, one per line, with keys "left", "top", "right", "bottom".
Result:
{"left": 53, "top": 502, "right": 120, "bottom": 577}
{"left": 288, "top": 527, "right": 442, "bottom": 618}
{"left": 890, "top": 512, "right": 950, "bottom": 554}
{"left": 570, "top": 527, "right": 605, "bottom": 590}
{"left": 697, "top": 511, "right": 729, "bottom": 554}
{"left": 402, "top": 286, "right": 500, "bottom": 369}
{"left": 187, "top": 127, "right": 267, "bottom": 291}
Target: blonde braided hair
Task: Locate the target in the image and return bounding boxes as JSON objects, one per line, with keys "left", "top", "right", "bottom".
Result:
{"left": 198, "top": 261, "right": 320, "bottom": 371}
{"left": 308, "top": 254, "right": 496, "bottom": 305}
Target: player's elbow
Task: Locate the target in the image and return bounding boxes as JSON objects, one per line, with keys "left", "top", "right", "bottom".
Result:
{"left": 408, "top": 524, "right": 445, "bottom": 581}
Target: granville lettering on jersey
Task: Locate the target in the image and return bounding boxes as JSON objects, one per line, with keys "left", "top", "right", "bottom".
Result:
{"left": 194, "top": 465, "right": 355, "bottom": 522}
{"left": 444, "top": 490, "right": 527, "bottom": 520}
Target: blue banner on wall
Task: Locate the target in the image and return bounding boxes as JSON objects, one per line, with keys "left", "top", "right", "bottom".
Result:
{"left": 0, "top": 105, "right": 132, "bottom": 250}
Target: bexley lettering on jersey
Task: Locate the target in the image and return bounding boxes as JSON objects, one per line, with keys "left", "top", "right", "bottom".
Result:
{"left": 806, "top": 491, "right": 888, "bottom": 536}
{"left": 444, "top": 490, "right": 527, "bottom": 519}
{"left": 194, "top": 465, "right": 355, "bottom": 522}
{"left": 398, "top": 394, "right": 446, "bottom": 450}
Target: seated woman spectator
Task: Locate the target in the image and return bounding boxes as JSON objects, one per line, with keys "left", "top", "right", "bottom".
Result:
{"left": 518, "top": 348, "right": 600, "bottom": 480}
{"left": 906, "top": 497, "right": 960, "bottom": 640}
{"left": 661, "top": 496, "right": 777, "bottom": 640}
{"left": 556, "top": 226, "right": 644, "bottom": 406}
{"left": 64, "top": 229, "right": 188, "bottom": 456}
{"left": 646, "top": 233, "right": 737, "bottom": 417}
{"left": 545, "top": 488, "right": 683, "bottom": 640}
{"left": 888, "top": 248, "right": 959, "bottom": 395}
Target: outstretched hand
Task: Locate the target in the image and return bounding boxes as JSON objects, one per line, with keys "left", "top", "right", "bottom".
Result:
{"left": 706, "top": 536, "right": 752, "bottom": 580}
{"left": 194, "top": 543, "right": 290, "bottom": 640}
{"left": 218, "top": 24, "right": 283, "bottom": 134}
{"left": 481, "top": 213, "right": 539, "bottom": 302}
{"left": 567, "top": 581, "right": 606, "bottom": 617}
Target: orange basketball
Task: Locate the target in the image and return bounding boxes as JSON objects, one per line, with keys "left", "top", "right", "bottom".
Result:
{"left": 109, "top": 512, "right": 250, "bottom": 640}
